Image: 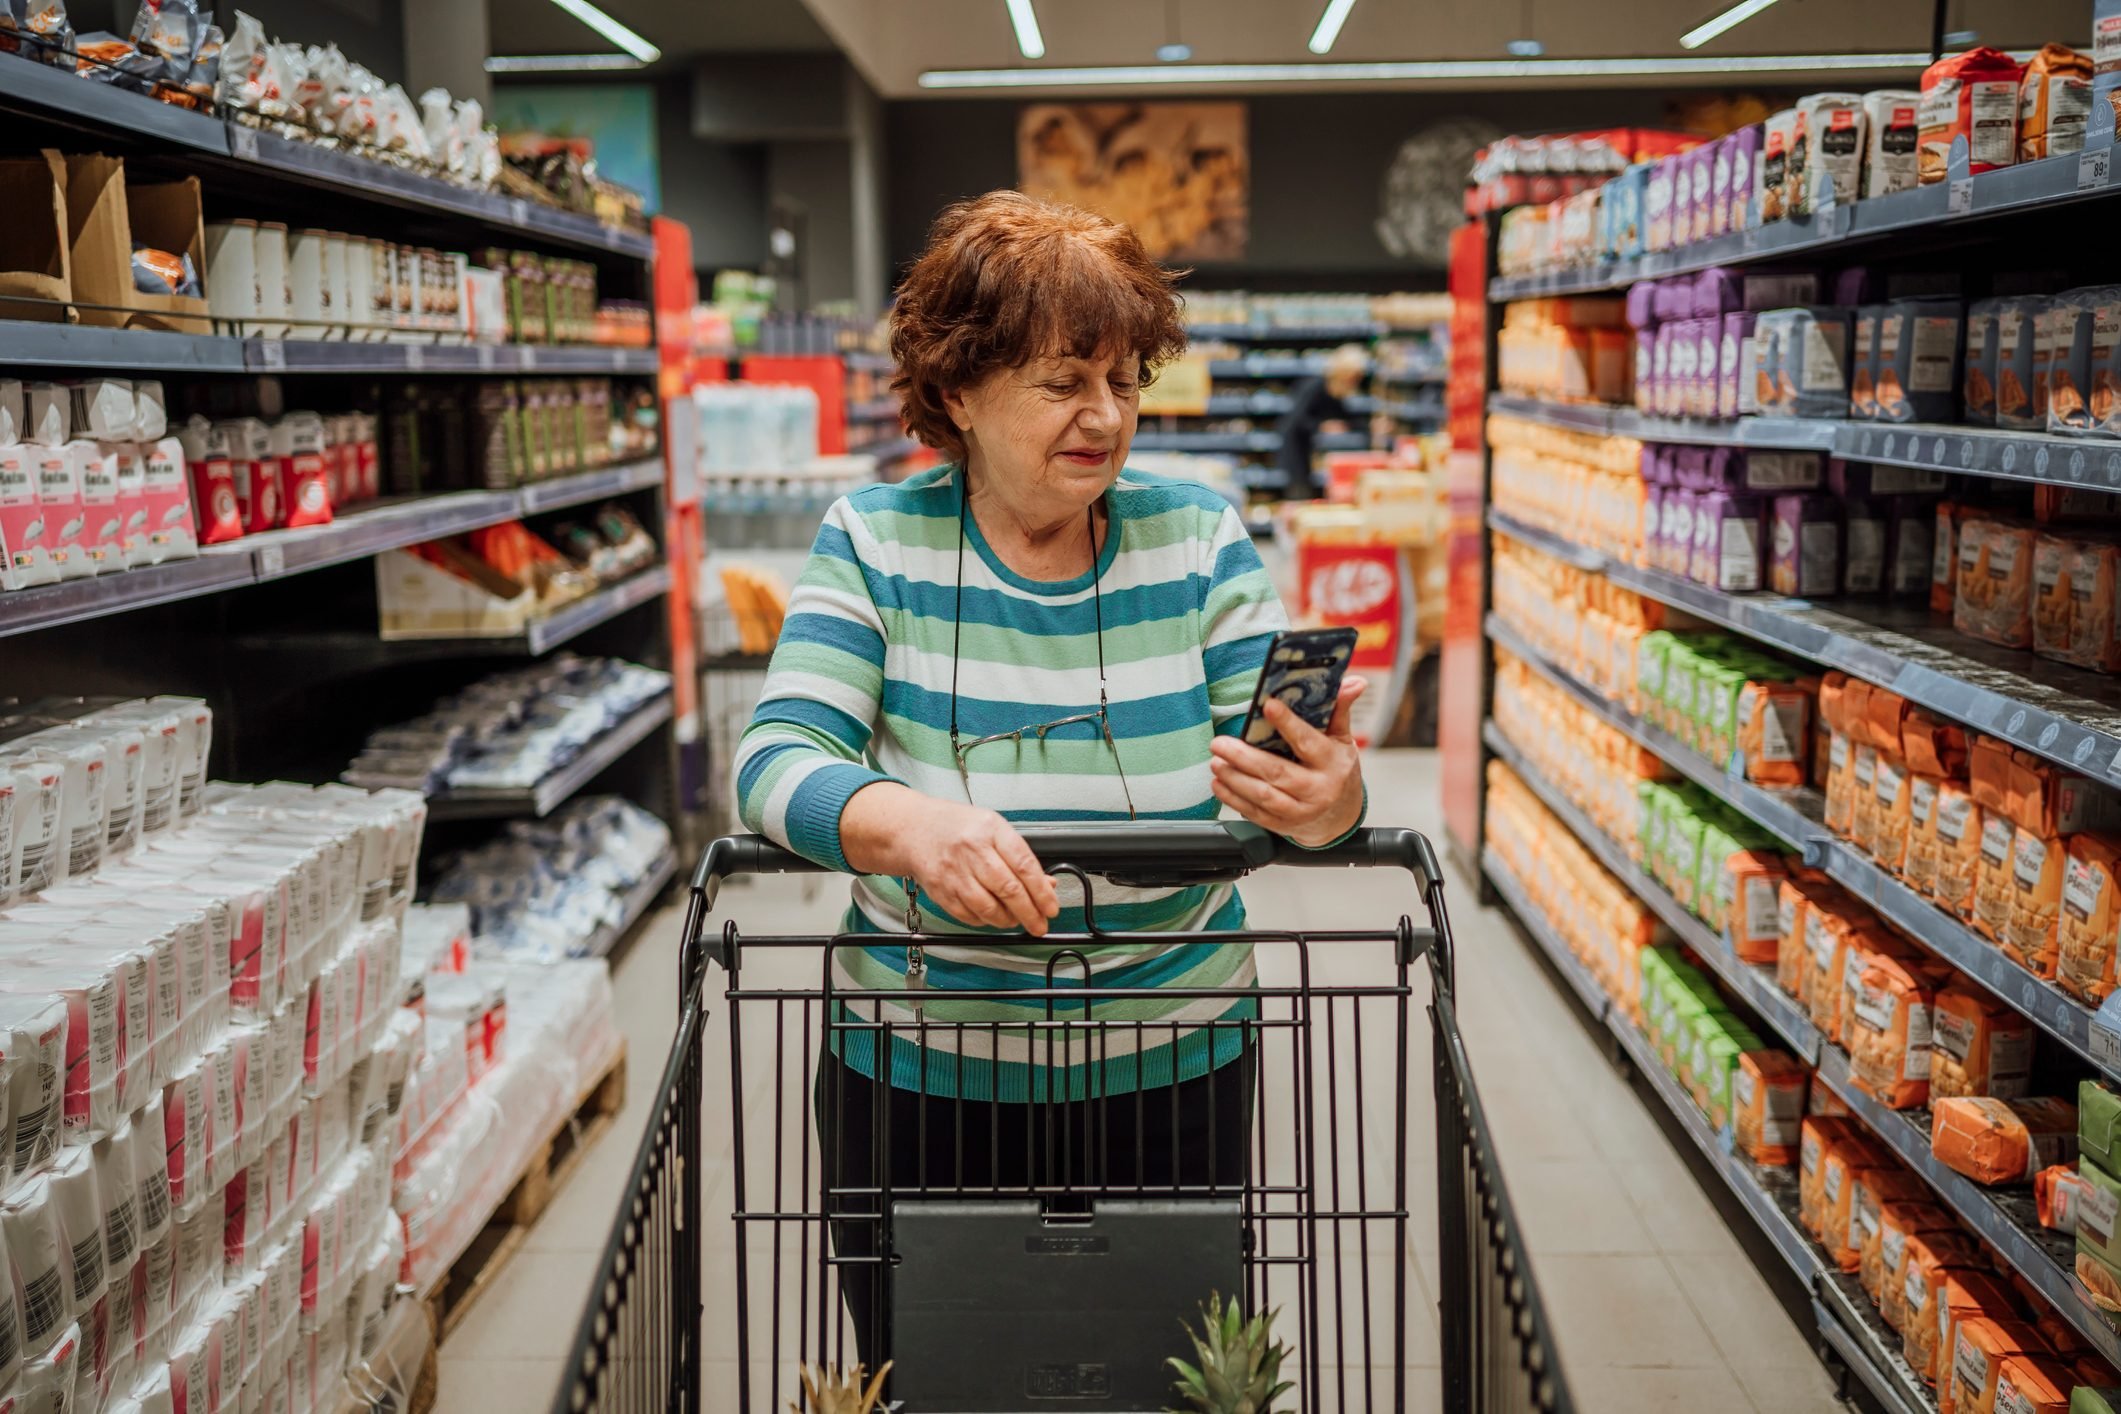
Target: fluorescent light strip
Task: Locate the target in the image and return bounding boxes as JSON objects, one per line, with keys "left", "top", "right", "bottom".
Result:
{"left": 485, "top": 52, "right": 647, "bottom": 72}
{"left": 918, "top": 52, "right": 1935, "bottom": 89}
{"left": 1309, "top": 0, "right": 1359, "bottom": 54}
{"left": 1680, "top": 0, "right": 1783, "bottom": 50}
{"left": 1005, "top": 0, "right": 1046, "bottom": 59}
{"left": 547, "top": 0, "right": 660, "bottom": 63}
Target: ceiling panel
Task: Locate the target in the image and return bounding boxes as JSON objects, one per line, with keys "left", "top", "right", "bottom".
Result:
{"left": 802, "top": 0, "right": 2091, "bottom": 96}
{"left": 485, "top": 0, "right": 836, "bottom": 60}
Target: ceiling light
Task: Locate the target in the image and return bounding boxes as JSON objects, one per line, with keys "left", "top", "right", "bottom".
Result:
{"left": 1506, "top": 39, "right": 1545, "bottom": 56}
{"left": 1943, "top": 29, "right": 1978, "bottom": 45}
{"left": 1006, "top": 0, "right": 1046, "bottom": 59}
{"left": 1157, "top": 42, "right": 1193, "bottom": 61}
{"left": 484, "top": 52, "right": 647, "bottom": 72}
{"left": 918, "top": 52, "right": 1938, "bottom": 89}
{"left": 545, "top": 0, "right": 659, "bottom": 63}
{"left": 1308, "top": 0, "right": 1359, "bottom": 54}
{"left": 1680, "top": 0, "right": 1782, "bottom": 49}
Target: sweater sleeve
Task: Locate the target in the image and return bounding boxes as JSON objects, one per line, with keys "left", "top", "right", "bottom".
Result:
{"left": 732, "top": 498, "right": 895, "bottom": 872}
{"left": 1198, "top": 505, "right": 1289, "bottom": 737}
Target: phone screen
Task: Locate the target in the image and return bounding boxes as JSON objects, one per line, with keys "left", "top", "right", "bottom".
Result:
{"left": 1240, "top": 628, "right": 1358, "bottom": 759}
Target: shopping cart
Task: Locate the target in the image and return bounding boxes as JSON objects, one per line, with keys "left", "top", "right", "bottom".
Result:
{"left": 550, "top": 820, "right": 1575, "bottom": 1414}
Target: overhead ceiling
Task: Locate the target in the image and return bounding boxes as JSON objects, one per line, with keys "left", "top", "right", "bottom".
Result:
{"left": 804, "top": 0, "right": 2089, "bottom": 97}
{"left": 483, "top": 0, "right": 837, "bottom": 61}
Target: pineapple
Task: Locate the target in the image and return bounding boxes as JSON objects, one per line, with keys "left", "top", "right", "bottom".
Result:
{"left": 788, "top": 1361, "right": 892, "bottom": 1414}
{"left": 1165, "top": 1293, "right": 1293, "bottom": 1414}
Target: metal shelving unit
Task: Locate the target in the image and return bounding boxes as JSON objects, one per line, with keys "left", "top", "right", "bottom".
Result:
{"left": 585, "top": 850, "right": 677, "bottom": 960}
{"left": 1185, "top": 321, "right": 1385, "bottom": 342}
{"left": 1483, "top": 851, "right": 1932, "bottom": 1413}
{"left": 0, "top": 319, "right": 656, "bottom": 376}
{"left": 425, "top": 693, "right": 675, "bottom": 821}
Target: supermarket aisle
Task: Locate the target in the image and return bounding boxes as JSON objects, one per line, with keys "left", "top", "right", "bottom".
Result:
{"left": 439, "top": 750, "right": 1844, "bottom": 1413}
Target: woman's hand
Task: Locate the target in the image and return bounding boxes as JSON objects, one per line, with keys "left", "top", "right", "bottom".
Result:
{"left": 1209, "top": 676, "right": 1368, "bottom": 847}
{"left": 842, "top": 784, "right": 1061, "bottom": 934}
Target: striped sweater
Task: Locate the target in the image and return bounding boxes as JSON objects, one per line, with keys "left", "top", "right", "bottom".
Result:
{"left": 734, "top": 463, "right": 1337, "bottom": 1099}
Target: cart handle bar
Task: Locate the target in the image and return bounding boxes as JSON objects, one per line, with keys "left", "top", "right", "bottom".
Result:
{"left": 691, "top": 821, "right": 1443, "bottom": 912}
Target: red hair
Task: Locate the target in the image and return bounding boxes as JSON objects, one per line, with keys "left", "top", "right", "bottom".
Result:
{"left": 890, "top": 190, "right": 1188, "bottom": 461}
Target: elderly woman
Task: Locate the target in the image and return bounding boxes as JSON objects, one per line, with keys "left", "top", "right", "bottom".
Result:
{"left": 732, "top": 190, "right": 1367, "bottom": 1351}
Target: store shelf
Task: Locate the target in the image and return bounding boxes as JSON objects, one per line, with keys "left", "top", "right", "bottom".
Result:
{"left": 0, "top": 50, "right": 229, "bottom": 151}
{"left": 1348, "top": 395, "right": 1446, "bottom": 422}
{"left": 1133, "top": 431, "right": 1283, "bottom": 454}
{"left": 0, "top": 458, "right": 664, "bottom": 640}
{"left": 1483, "top": 719, "right": 1820, "bottom": 1061}
{"left": 377, "top": 567, "right": 673, "bottom": 658}
{"left": 1186, "top": 322, "right": 1384, "bottom": 342}
{"left": 1484, "top": 850, "right": 1936, "bottom": 1413}
{"left": 585, "top": 850, "right": 677, "bottom": 959}
{"left": 1204, "top": 392, "right": 1296, "bottom": 417}
{"left": 1487, "top": 150, "right": 2121, "bottom": 302}
{"left": 257, "top": 340, "right": 657, "bottom": 376}
{"left": 1484, "top": 508, "right": 2121, "bottom": 785}
{"left": 1490, "top": 393, "right": 2121, "bottom": 487}
{"left": 425, "top": 692, "right": 674, "bottom": 821}
{"left": 1484, "top": 508, "right": 1608, "bottom": 570}
{"left": 1483, "top": 597, "right": 2121, "bottom": 1089}
{"left": 0, "top": 320, "right": 248, "bottom": 373}
{"left": 847, "top": 397, "right": 902, "bottom": 423}
{"left": 1812, "top": 1045, "right": 2121, "bottom": 1370}
{"left": 1207, "top": 356, "right": 1333, "bottom": 379}
{"left": 840, "top": 351, "right": 895, "bottom": 373}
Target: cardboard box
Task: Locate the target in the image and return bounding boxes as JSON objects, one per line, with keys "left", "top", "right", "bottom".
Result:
{"left": 374, "top": 548, "right": 535, "bottom": 640}
{"left": 65, "top": 155, "right": 210, "bottom": 335}
{"left": 0, "top": 150, "right": 70, "bottom": 323}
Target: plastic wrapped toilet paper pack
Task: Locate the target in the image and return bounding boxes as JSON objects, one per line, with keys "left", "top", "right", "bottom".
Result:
{"left": 47, "top": 1144, "right": 108, "bottom": 1315}
{"left": 5, "top": 1175, "right": 78, "bottom": 1347}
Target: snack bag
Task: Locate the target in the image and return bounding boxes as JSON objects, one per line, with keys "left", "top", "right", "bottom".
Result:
{"left": 2018, "top": 43, "right": 2093, "bottom": 160}
{"left": 1991, "top": 1355, "right": 2074, "bottom": 1414}
{"left": 1970, "top": 812, "right": 2020, "bottom": 940}
{"left": 1832, "top": 1164, "right": 1927, "bottom": 1273}
{"left": 1894, "top": 1240, "right": 1986, "bottom": 1355}
{"left": 1732, "top": 1050, "right": 1807, "bottom": 1166}
{"left": 1999, "top": 827, "right": 2068, "bottom": 978}
{"left": 2058, "top": 833, "right": 2121, "bottom": 1003}
{"left": 1931, "top": 781, "right": 1984, "bottom": 919}
{"left": 2037, "top": 1163, "right": 2094, "bottom": 1233}
{"left": 1800, "top": 1114, "right": 1861, "bottom": 1237}
{"left": 1903, "top": 774, "right": 1947, "bottom": 893}
{"left": 1737, "top": 677, "right": 1810, "bottom": 786}
{"left": 1847, "top": 953, "right": 1937, "bottom": 1108}
{"left": 1929, "top": 986, "right": 2034, "bottom": 1101}
{"left": 1917, "top": 1269, "right": 2022, "bottom": 1387}
{"left": 1865, "top": 1199, "right": 1959, "bottom": 1309}
{"left": 1956, "top": 517, "right": 2037, "bottom": 649}
{"left": 1918, "top": 46, "right": 2026, "bottom": 181}
{"left": 1949, "top": 1317, "right": 2045, "bottom": 1414}
{"left": 1930, "top": 1095, "right": 2078, "bottom": 1185}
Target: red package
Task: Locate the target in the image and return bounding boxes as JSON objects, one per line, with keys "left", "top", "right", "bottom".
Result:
{"left": 1918, "top": 46, "right": 2026, "bottom": 181}
{"left": 179, "top": 420, "right": 244, "bottom": 546}
{"left": 223, "top": 418, "right": 281, "bottom": 533}
{"left": 270, "top": 414, "right": 334, "bottom": 529}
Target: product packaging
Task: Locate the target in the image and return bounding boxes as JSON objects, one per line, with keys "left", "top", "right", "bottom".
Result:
{"left": 2060, "top": 834, "right": 2121, "bottom": 1003}
{"left": 1771, "top": 493, "right": 1841, "bottom": 597}
{"left": 1930, "top": 1094, "right": 2078, "bottom": 1184}
{"left": 2020, "top": 43, "right": 2095, "bottom": 160}
{"left": 1964, "top": 297, "right": 2001, "bottom": 424}
{"left": 1994, "top": 297, "right": 2048, "bottom": 430}
{"left": 1919, "top": 46, "right": 2027, "bottom": 181}
{"left": 1929, "top": 986, "right": 2034, "bottom": 1100}
{"left": 1874, "top": 296, "right": 1963, "bottom": 423}
{"left": 1791, "top": 93, "right": 1864, "bottom": 213}
{"left": 1861, "top": 89, "right": 1923, "bottom": 195}
{"left": 0, "top": 442, "right": 58, "bottom": 590}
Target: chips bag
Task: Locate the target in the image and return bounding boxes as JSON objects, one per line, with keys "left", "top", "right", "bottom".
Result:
{"left": 2058, "top": 833, "right": 2121, "bottom": 1003}
{"left": 1930, "top": 1095, "right": 2079, "bottom": 1185}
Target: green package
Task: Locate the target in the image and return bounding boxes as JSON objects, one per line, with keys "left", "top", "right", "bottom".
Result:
{"left": 2084, "top": 1080, "right": 2121, "bottom": 1174}
{"left": 1668, "top": 812, "right": 1706, "bottom": 911}
{"left": 1697, "top": 822, "right": 1738, "bottom": 932}
{"left": 1638, "top": 631, "right": 1673, "bottom": 723}
{"left": 2077, "top": 1157, "right": 2121, "bottom": 1269}
{"left": 2074, "top": 1388, "right": 2121, "bottom": 1414}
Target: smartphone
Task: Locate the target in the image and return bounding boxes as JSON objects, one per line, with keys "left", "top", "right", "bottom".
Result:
{"left": 1238, "top": 627, "right": 1358, "bottom": 759}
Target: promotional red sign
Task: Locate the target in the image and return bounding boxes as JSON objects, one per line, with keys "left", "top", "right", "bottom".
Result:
{"left": 1296, "top": 540, "right": 1407, "bottom": 747}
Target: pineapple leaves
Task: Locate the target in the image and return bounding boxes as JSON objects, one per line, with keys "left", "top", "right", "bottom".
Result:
{"left": 1163, "top": 1292, "right": 1292, "bottom": 1414}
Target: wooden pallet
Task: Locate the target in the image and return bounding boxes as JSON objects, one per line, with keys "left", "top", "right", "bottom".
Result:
{"left": 426, "top": 1048, "right": 629, "bottom": 1342}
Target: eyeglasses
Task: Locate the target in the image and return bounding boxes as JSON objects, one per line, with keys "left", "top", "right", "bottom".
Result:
{"left": 948, "top": 476, "right": 1136, "bottom": 821}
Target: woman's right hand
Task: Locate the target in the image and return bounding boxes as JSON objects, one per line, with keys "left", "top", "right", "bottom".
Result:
{"left": 842, "top": 784, "right": 1061, "bottom": 934}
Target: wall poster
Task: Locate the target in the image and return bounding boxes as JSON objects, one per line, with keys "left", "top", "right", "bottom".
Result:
{"left": 1016, "top": 102, "right": 1247, "bottom": 261}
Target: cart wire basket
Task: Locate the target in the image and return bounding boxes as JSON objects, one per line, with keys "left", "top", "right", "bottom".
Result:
{"left": 551, "top": 822, "right": 1574, "bottom": 1414}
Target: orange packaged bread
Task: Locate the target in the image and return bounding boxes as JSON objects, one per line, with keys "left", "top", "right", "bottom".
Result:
{"left": 1776, "top": 875, "right": 1836, "bottom": 1000}
{"left": 1850, "top": 740, "right": 1883, "bottom": 856}
{"left": 1737, "top": 677, "right": 1812, "bottom": 786}
{"left": 1820, "top": 672, "right": 1861, "bottom": 835}
{"left": 1930, "top": 1096, "right": 2079, "bottom": 1186}
{"left": 1969, "top": 734, "right": 2015, "bottom": 819}
{"left": 1872, "top": 751, "right": 1916, "bottom": 873}
{"left": 1917, "top": 1271, "right": 2027, "bottom": 1390}
{"left": 2016, "top": 42, "right": 2093, "bottom": 162}
{"left": 1727, "top": 850, "right": 1788, "bottom": 965}
{"left": 1949, "top": 1317, "right": 2047, "bottom": 1414}
{"left": 1902, "top": 707, "right": 1971, "bottom": 783}
{"left": 1930, "top": 985, "right": 2035, "bottom": 1101}
{"left": 1998, "top": 827, "right": 2068, "bottom": 978}
{"left": 1866, "top": 1201, "right": 1959, "bottom": 1308}
{"left": 1956, "top": 517, "right": 2038, "bottom": 649}
{"left": 1733, "top": 1050, "right": 1808, "bottom": 1166}
{"left": 1919, "top": 46, "right": 2026, "bottom": 181}
{"left": 1832, "top": 1164, "right": 1928, "bottom": 1273}
{"left": 2035, "top": 1164, "right": 2094, "bottom": 1233}
{"left": 1931, "top": 781, "right": 1986, "bottom": 919}
{"left": 1904, "top": 774, "right": 1948, "bottom": 894}
{"left": 1990, "top": 1354, "right": 2074, "bottom": 1414}
{"left": 1847, "top": 953, "right": 1938, "bottom": 1109}
{"left": 1801, "top": 1114, "right": 1869, "bottom": 1237}
{"left": 1888, "top": 1229, "right": 1987, "bottom": 1335}
{"left": 1971, "top": 811, "right": 2019, "bottom": 941}
{"left": 2057, "top": 832, "right": 2121, "bottom": 1003}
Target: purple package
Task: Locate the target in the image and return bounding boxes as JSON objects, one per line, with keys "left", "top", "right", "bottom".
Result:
{"left": 1709, "top": 135, "right": 1734, "bottom": 237}
{"left": 1742, "top": 270, "right": 1821, "bottom": 312}
{"left": 1653, "top": 278, "right": 1695, "bottom": 324}
{"left": 1695, "top": 267, "right": 1743, "bottom": 319}
{"left": 1626, "top": 280, "right": 1658, "bottom": 330}
{"left": 1842, "top": 496, "right": 1886, "bottom": 594}
{"left": 1884, "top": 497, "right": 1938, "bottom": 598}
{"left": 1827, "top": 460, "right": 1949, "bottom": 498}
{"left": 1770, "top": 493, "right": 1842, "bottom": 598}
{"left": 1719, "top": 311, "right": 1757, "bottom": 419}
{"left": 1642, "top": 485, "right": 1664, "bottom": 566}
{"left": 1640, "top": 444, "right": 1673, "bottom": 485}
{"left": 1703, "top": 447, "right": 1742, "bottom": 490}
{"left": 1664, "top": 490, "right": 1698, "bottom": 575}
{"left": 1834, "top": 267, "right": 1880, "bottom": 307}
{"left": 1691, "top": 147, "right": 1715, "bottom": 243}
{"left": 1696, "top": 491, "right": 1766, "bottom": 590}
{"left": 1694, "top": 319, "right": 1721, "bottom": 417}
{"left": 1673, "top": 446, "right": 1711, "bottom": 490}
{"left": 1652, "top": 324, "right": 1673, "bottom": 415}
{"left": 1726, "top": 125, "right": 1762, "bottom": 232}
{"left": 1635, "top": 327, "right": 1656, "bottom": 411}
{"left": 1667, "top": 319, "right": 1693, "bottom": 416}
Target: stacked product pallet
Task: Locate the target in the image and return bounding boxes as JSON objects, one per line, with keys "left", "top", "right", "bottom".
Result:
{"left": 1467, "top": 23, "right": 2121, "bottom": 1407}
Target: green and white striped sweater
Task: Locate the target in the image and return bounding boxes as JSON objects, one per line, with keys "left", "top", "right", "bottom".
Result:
{"left": 734, "top": 463, "right": 1354, "bottom": 1098}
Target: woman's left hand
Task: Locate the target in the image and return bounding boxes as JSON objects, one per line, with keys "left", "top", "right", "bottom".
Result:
{"left": 1209, "top": 676, "right": 1367, "bottom": 847}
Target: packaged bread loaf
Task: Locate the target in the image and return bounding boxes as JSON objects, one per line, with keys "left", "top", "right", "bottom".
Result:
{"left": 1990, "top": 1355, "right": 2074, "bottom": 1414}
{"left": 1890, "top": 1229, "right": 1985, "bottom": 1341}
{"left": 1866, "top": 1200, "right": 1958, "bottom": 1308}
{"left": 1918, "top": 46, "right": 2026, "bottom": 181}
{"left": 2037, "top": 1163, "right": 2094, "bottom": 1233}
{"left": 1955, "top": 517, "right": 2037, "bottom": 649}
{"left": 1931, "top": 781, "right": 1985, "bottom": 919}
{"left": 1800, "top": 1114, "right": 1866, "bottom": 1237}
{"left": 1904, "top": 774, "right": 1947, "bottom": 893}
{"left": 1733, "top": 1050, "right": 1807, "bottom": 1166}
{"left": 1737, "top": 676, "right": 1811, "bottom": 786}
{"left": 1930, "top": 1095, "right": 2078, "bottom": 1185}
{"left": 1848, "top": 953, "right": 1938, "bottom": 1108}
{"left": 1832, "top": 1164, "right": 1928, "bottom": 1273}
{"left": 1998, "top": 826, "right": 2068, "bottom": 978}
{"left": 1963, "top": 301, "right": 2000, "bottom": 425}
{"left": 2058, "top": 833, "right": 2121, "bottom": 1003}
{"left": 1994, "top": 299, "right": 2047, "bottom": 431}
{"left": 1971, "top": 811, "right": 2020, "bottom": 940}
{"left": 1930, "top": 985, "right": 2035, "bottom": 1101}
{"left": 1950, "top": 1317, "right": 2047, "bottom": 1414}
{"left": 2018, "top": 43, "right": 2094, "bottom": 160}
{"left": 1913, "top": 1269, "right": 2022, "bottom": 1387}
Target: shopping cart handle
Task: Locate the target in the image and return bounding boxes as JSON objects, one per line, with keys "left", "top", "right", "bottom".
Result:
{"left": 693, "top": 822, "right": 1441, "bottom": 910}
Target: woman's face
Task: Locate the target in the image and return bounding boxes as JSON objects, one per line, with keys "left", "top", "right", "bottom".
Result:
{"left": 947, "top": 349, "right": 1141, "bottom": 520}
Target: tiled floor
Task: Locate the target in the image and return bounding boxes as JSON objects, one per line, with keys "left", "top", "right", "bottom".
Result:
{"left": 438, "top": 750, "right": 1847, "bottom": 1413}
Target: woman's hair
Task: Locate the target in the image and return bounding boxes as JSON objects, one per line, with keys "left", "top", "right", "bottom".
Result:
{"left": 890, "top": 190, "right": 1188, "bottom": 461}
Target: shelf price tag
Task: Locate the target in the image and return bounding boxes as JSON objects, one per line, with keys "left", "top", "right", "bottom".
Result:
{"left": 2091, "top": 997, "right": 2121, "bottom": 1071}
{"left": 1948, "top": 179, "right": 1974, "bottom": 215}
{"left": 256, "top": 544, "right": 285, "bottom": 579}
{"left": 403, "top": 345, "right": 425, "bottom": 372}
{"left": 508, "top": 198, "right": 531, "bottom": 228}
{"left": 2083, "top": 148, "right": 2114, "bottom": 191}
{"left": 230, "top": 126, "right": 259, "bottom": 161}
{"left": 255, "top": 341, "right": 284, "bottom": 371}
